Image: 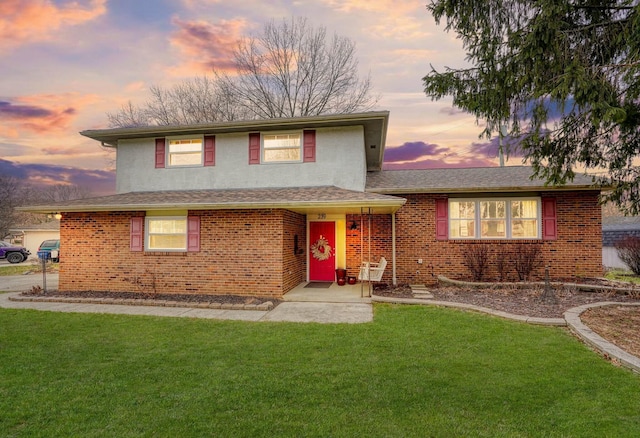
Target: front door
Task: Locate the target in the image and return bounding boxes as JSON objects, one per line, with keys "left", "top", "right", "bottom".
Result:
{"left": 309, "top": 221, "right": 336, "bottom": 282}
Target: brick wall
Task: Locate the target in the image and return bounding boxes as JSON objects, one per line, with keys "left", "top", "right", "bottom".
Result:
{"left": 345, "top": 214, "right": 393, "bottom": 283}
{"left": 59, "top": 209, "right": 307, "bottom": 298}
{"left": 282, "top": 210, "right": 307, "bottom": 292}
{"left": 345, "top": 191, "right": 603, "bottom": 286}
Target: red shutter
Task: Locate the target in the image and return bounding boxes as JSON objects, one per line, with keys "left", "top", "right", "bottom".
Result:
{"left": 155, "top": 138, "right": 166, "bottom": 168}
{"left": 248, "top": 133, "right": 261, "bottom": 164}
{"left": 303, "top": 130, "right": 316, "bottom": 162}
{"left": 130, "top": 217, "right": 144, "bottom": 251}
{"left": 542, "top": 197, "right": 557, "bottom": 240}
{"left": 187, "top": 216, "right": 200, "bottom": 252}
{"left": 435, "top": 198, "right": 448, "bottom": 240}
{"left": 204, "top": 135, "right": 215, "bottom": 166}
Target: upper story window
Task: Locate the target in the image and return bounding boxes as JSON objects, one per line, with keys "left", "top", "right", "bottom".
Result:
{"left": 168, "top": 138, "right": 203, "bottom": 167}
{"left": 263, "top": 133, "right": 302, "bottom": 162}
{"left": 449, "top": 198, "right": 540, "bottom": 240}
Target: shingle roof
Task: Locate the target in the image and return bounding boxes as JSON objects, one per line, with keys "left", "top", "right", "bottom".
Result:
{"left": 8, "top": 220, "right": 60, "bottom": 232}
{"left": 366, "top": 166, "right": 599, "bottom": 193}
{"left": 18, "top": 186, "right": 405, "bottom": 214}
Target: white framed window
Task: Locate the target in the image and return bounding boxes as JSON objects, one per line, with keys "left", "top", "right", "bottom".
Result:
{"left": 263, "top": 132, "right": 301, "bottom": 163}
{"left": 449, "top": 201, "right": 476, "bottom": 238}
{"left": 146, "top": 217, "right": 187, "bottom": 251}
{"left": 168, "top": 137, "right": 203, "bottom": 167}
{"left": 449, "top": 198, "right": 540, "bottom": 240}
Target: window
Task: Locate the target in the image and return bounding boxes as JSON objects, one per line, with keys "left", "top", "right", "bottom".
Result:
{"left": 168, "top": 138, "right": 202, "bottom": 166}
{"left": 449, "top": 198, "right": 540, "bottom": 240}
{"left": 480, "top": 200, "right": 506, "bottom": 238}
{"left": 146, "top": 217, "right": 187, "bottom": 250}
{"left": 263, "top": 133, "right": 301, "bottom": 162}
{"left": 449, "top": 201, "right": 476, "bottom": 238}
{"left": 511, "top": 200, "right": 539, "bottom": 238}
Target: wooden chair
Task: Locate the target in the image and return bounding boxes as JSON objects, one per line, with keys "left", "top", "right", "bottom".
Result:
{"left": 358, "top": 257, "right": 387, "bottom": 282}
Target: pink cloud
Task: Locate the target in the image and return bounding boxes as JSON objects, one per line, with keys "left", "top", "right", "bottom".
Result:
{"left": 1, "top": 0, "right": 107, "bottom": 51}
{"left": 0, "top": 93, "right": 100, "bottom": 136}
{"left": 384, "top": 141, "right": 449, "bottom": 163}
{"left": 382, "top": 138, "right": 505, "bottom": 170}
{"left": 383, "top": 156, "right": 497, "bottom": 170}
{"left": 470, "top": 137, "right": 525, "bottom": 159}
{"left": 169, "top": 17, "right": 246, "bottom": 74}
{"left": 0, "top": 158, "right": 115, "bottom": 196}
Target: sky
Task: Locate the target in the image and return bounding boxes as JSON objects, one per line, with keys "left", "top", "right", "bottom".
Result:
{"left": 0, "top": 0, "right": 517, "bottom": 197}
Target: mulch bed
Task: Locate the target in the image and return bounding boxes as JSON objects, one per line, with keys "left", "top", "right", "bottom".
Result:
{"left": 20, "top": 289, "right": 281, "bottom": 308}
{"left": 373, "top": 281, "right": 640, "bottom": 318}
{"left": 581, "top": 305, "right": 640, "bottom": 359}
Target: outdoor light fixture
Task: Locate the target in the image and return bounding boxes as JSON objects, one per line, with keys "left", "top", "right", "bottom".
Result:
{"left": 349, "top": 220, "right": 359, "bottom": 230}
{"left": 48, "top": 213, "right": 62, "bottom": 220}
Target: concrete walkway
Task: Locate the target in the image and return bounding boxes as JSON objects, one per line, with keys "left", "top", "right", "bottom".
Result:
{"left": 0, "top": 292, "right": 373, "bottom": 324}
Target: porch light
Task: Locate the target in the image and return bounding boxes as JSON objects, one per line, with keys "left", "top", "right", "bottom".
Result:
{"left": 349, "top": 220, "right": 359, "bottom": 230}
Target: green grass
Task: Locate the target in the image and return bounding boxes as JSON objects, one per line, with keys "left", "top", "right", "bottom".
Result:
{"left": 0, "top": 261, "right": 58, "bottom": 276}
{"left": 605, "top": 268, "right": 640, "bottom": 285}
{"left": 1, "top": 305, "right": 639, "bottom": 437}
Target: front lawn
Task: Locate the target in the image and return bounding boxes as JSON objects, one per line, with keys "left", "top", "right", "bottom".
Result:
{"left": 605, "top": 268, "right": 640, "bottom": 285}
{"left": 0, "top": 261, "right": 58, "bottom": 276}
{"left": 1, "top": 305, "right": 639, "bottom": 437}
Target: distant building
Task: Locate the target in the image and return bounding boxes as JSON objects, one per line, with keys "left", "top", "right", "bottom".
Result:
{"left": 8, "top": 220, "right": 60, "bottom": 258}
{"left": 602, "top": 216, "right": 640, "bottom": 269}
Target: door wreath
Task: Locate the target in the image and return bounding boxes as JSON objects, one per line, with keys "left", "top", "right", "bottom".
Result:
{"left": 311, "top": 236, "right": 332, "bottom": 261}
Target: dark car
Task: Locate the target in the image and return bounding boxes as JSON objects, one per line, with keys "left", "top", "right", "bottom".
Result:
{"left": 0, "top": 241, "right": 31, "bottom": 263}
{"left": 38, "top": 239, "right": 60, "bottom": 262}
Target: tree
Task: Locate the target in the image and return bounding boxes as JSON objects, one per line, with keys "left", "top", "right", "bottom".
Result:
{"left": 108, "top": 17, "right": 376, "bottom": 127}
{"left": 0, "top": 179, "right": 93, "bottom": 239}
{"left": 107, "top": 76, "right": 251, "bottom": 127}
{"left": 219, "top": 17, "right": 375, "bottom": 118}
{"left": 423, "top": 1, "right": 640, "bottom": 213}
{"left": 0, "top": 176, "right": 22, "bottom": 239}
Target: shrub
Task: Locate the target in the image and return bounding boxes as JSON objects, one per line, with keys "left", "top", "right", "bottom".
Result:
{"left": 615, "top": 236, "right": 640, "bottom": 275}
{"left": 462, "top": 244, "right": 490, "bottom": 281}
{"left": 495, "top": 247, "right": 510, "bottom": 282}
{"left": 513, "top": 243, "right": 543, "bottom": 281}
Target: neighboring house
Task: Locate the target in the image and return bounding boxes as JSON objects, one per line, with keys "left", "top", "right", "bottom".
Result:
{"left": 20, "top": 111, "right": 603, "bottom": 297}
{"left": 7, "top": 220, "right": 60, "bottom": 258}
{"left": 602, "top": 216, "right": 640, "bottom": 270}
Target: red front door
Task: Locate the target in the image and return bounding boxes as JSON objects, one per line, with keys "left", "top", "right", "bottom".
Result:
{"left": 309, "top": 221, "right": 336, "bottom": 281}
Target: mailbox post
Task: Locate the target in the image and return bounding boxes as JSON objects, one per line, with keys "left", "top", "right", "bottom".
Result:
{"left": 37, "top": 250, "right": 51, "bottom": 293}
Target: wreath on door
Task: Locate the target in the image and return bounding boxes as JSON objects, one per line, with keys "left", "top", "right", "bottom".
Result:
{"left": 311, "top": 236, "right": 333, "bottom": 261}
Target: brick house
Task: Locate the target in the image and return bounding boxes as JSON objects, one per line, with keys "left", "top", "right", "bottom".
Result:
{"left": 22, "top": 111, "right": 603, "bottom": 297}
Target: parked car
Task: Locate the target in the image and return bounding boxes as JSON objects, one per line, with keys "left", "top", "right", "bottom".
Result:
{"left": 38, "top": 239, "right": 60, "bottom": 262}
{"left": 0, "top": 241, "right": 31, "bottom": 263}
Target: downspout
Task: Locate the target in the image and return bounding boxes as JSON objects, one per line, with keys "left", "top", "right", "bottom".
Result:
{"left": 392, "top": 212, "right": 397, "bottom": 286}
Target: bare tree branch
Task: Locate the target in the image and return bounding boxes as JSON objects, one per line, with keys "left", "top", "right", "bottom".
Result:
{"left": 107, "top": 17, "right": 378, "bottom": 128}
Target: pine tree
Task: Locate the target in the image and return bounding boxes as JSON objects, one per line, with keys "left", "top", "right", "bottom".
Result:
{"left": 424, "top": 1, "right": 640, "bottom": 213}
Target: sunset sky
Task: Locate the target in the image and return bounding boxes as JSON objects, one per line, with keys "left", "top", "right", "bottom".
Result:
{"left": 0, "top": 0, "right": 515, "bottom": 196}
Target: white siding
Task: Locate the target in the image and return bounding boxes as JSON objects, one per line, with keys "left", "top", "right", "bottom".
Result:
{"left": 115, "top": 126, "right": 367, "bottom": 193}
{"left": 603, "top": 246, "right": 629, "bottom": 270}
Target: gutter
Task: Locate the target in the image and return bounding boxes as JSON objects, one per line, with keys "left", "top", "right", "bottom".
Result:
{"left": 17, "top": 199, "right": 407, "bottom": 215}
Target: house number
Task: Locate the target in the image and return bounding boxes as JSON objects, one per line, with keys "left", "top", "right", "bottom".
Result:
{"left": 317, "top": 213, "right": 326, "bottom": 219}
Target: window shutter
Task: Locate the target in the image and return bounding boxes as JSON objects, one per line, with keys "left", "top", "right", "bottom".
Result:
{"left": 248, "top": 133, "right": 261, "bottom": 164}
{"left": 155, "top": 138, "right": 166, "bottom": 168}
{"left": 187, "top": 216, "right": 200, "bottom": 252}
{"left": 204, "top": 135, "right": 215, "bottom": 166}
{"left": 435, "top": 198, "right": 448, "bottom": 240}
{"left": 542, "top": 197, "right": 557, "bottom": 240}
{"left": 130, "top": 217, "right": 144, "bottom": 251}
{"left": 303, "top": 130, "right": 316, "bottom": 162}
